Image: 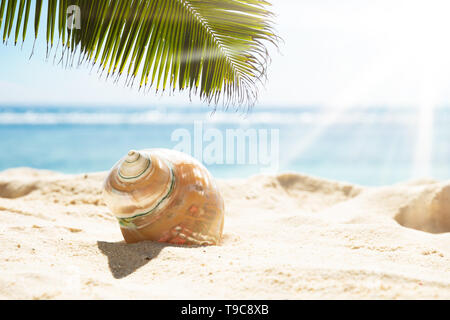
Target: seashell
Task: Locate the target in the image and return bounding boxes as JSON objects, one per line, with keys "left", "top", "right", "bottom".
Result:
{"left": 103, "top": 149, "right": 224, "bottom": 246}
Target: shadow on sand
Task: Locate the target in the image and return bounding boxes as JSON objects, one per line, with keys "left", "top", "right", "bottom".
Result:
{"left": 97, "top": 240, "right": 201, "bottom": 279}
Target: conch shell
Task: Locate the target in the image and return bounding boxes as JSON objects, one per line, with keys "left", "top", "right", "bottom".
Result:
{"left": 103, "top": 149, "right": 224, "bottom": 246}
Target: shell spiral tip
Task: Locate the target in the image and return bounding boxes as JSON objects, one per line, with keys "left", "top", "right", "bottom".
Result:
{"left": 126, "top": 150, "right": 140, "bottom": 162}
{"left": 118, "top": 150, "right": 151, "bottom": 181}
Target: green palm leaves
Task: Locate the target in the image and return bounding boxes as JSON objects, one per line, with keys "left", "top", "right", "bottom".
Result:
{"left": 0, "top": 0, "right": 278, "bottom": 107}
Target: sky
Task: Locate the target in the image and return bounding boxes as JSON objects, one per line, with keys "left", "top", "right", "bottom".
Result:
{"left": 1, "top": 0, "right": 450, "bottom": 108}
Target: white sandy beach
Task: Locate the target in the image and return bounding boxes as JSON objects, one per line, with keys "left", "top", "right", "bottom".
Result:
{"left": 0, "top": 168, "right": 449, "bottom": 299}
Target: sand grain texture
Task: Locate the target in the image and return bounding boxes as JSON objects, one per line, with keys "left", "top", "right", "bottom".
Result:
{"left": 0, "top": 168, "right": 449, "bottom": 299}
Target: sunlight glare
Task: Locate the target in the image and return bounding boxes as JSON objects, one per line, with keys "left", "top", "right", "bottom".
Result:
{"left": 412, "top": 101, "right": 434, "bottom": 178}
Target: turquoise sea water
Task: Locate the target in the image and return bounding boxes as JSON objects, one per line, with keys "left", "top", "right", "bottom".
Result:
{"left": 0, "top": 105, "right": 448, "bottom": 186}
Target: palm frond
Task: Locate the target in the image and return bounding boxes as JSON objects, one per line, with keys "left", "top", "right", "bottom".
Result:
{"left": 0, "top": 0, "right": 279, "bottom": 108}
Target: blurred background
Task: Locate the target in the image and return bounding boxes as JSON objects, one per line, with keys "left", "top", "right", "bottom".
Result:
{"left": 1, "top": 0, "right": 450, "bottom": 185}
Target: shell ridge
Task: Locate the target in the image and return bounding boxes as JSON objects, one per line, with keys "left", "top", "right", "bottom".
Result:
{"left": 118, "top": 155, "right": 152, "bottom": 180}
{"left": 125, "top": 152, "right": 141, "bottom": 163}
{"left": 117, "top": 159, "right": 176, "bottom": 226}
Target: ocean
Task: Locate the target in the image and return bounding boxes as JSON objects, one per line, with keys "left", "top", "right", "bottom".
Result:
{"left": 0, "top": 105, "right": 448, "bottom": 186}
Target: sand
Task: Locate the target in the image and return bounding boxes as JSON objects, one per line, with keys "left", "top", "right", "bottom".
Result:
{"left": 0, "top": 168, "right": 449, "bottom": 299}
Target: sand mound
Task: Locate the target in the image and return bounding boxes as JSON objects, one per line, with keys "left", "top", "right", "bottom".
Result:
{"left": 395, "top": 184, "right": 450, "bottom": 234}
{"left": 0, "top": 168, "right": 449, "bottom": 299}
